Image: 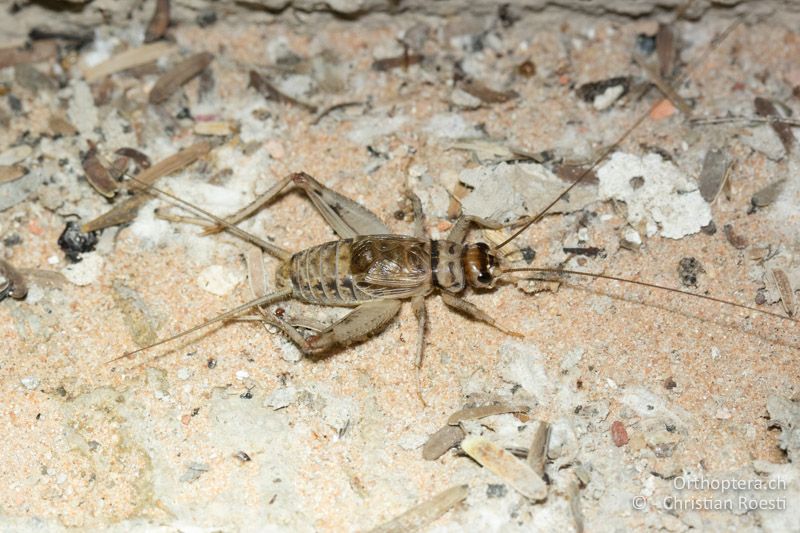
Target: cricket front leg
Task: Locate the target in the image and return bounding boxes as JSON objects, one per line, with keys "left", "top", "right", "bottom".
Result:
{"left": 440, "top": 291, "right": 523, "bottom": 338}
{"left": 447, "top": 215, "right": 505, "bottom": 244}
{"left": 412, "top": 294, "right": 428, "bottom": 407}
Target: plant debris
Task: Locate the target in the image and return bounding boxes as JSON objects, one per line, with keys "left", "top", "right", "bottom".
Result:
{"left": 461, "top": 435, "right": 547, "bottom": 501}
{"left": 457, "top": 78, "right": 518, "bottom": 104}
{"left": 723, "top": 223, "right": 748, "bottom": 250}
{"left": 698, "top": 148, "right": 733, "bottom": 203}
{"left": 0, "top": 259, "right": 28, "bottom": 301}
{"left": 367, "top": 485, "right": 468, "bottom": 533}
{"left": 371, "top": 53, "right": 424, "bottom": 71}
{"left": 248, "top": 70, "right": 317, "bottom": 113}
{"left": 144, "top": 0, "right": 171, "bottom": 43}
{"left": 656, "top": 23, "right": 676, "bottom": 79}
{"left": 0, "top": 165, "right": 27, "bottom": 184}
{"left": 526, "top": 420, "right": 551, "bottom": 477}
{"left": 422, "top": 424, "right": 465, "bottom": 461}
{"left": 115, "top": 147, "right": 152, "bottom": 170}
{"left": 82, "top": 141, "right": 119, "bottom": 198}
{"left": 83, "top": 141, "right": 211, "bottom": 232}
{"left": 447, "top": 403, "right": 530, "bottom": 425}
{"left": 83, "top": 41, "right": 177, "bottom": 82}
{"left": 149, "top": 52, "right": 214, "bottom": 104}
{"left": 770, "top": 268, "right": 796, "bottom": 316}
{"left": 576, "top": 77, "right": 631, "bottom": 110}
{"left": 0, "top": 40, "right": 58, "bottom": 69}
{"left": 751, "top": 178, "right": 787, "bottom": 209}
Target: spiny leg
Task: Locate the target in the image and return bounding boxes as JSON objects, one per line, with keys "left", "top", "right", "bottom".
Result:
{"left": 412, "top": 294, "right": 428, "bottom": 406}
{"left": 207, "top": 172, "right": 390, "bottom": 239}
{"left": 261, "top": 299, "right": 403, "bottom": 354}
{"left": 440, "top": 291, "right": 523, "bottom": 338}
{"left": 411, "top": 295, "right": 427, "bottom": 368}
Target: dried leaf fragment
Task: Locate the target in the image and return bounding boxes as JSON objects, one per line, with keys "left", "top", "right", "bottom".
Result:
{"left": 115, "top": 147, "right": 152, "bottom": 169}
{"left": 0, "top": 164, "right": 27, "bottom": 183}
{"left": 371, "top": 53, "right": 424, "bottom": 71}
{"left": 723, "top": 223, "right": 747, "bottom": 250}
{"left": 751, "top": 178, "right": 787, "bottom": 208}
{"left": 770, "top": 269, "right": 796, "bottom": 317}
{"left": 698, "top": 149, "right": 732, "bottom": 203}
{"left": 149, "top": 52, "right": 214, "bottom": 104}
{"left": 248, "top": 70, "right": 317, "bottom": 113}
{"left": 367, "top": 485, "right": 468, "bottom": 533}
{"left": 447, "top": 403, "right": 530, "bottom": 425}
{"left": 0, "top": 259, "right": 28, "bottom": 300}
{"left": 83, "top": 42, "right": 176, "bottom": 82}
{"left": 144, "top": 0, "right": 170, "bottom": 43}
{"left": 47, "top": 116, "right": 78, "bottom": 137}
{"left": 458, "top": 79, "right": 518, "bottom": 104}
{"left": 461, "top": 435, "right": 547, "bottom": 501}
{"left": 194, "top": 120, "right": 237, "bottom": 136}
{"left": 422, "top": 424, "right": 465, "bottom": 461}
{"left": 656, "top": 23, "right": 676, "bottom": 79}
{"left": 0, "top": 40, "right": 58, "bottom": 69}
{"left": 82, "top": 142, "right": 119, "bottom": 198}
{"left": 526, "top": 420, "right": 551, "bottom": 477}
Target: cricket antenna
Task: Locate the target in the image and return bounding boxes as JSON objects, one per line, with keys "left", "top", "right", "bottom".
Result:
{"left": 108, "top": 289, "right": 292, "bottom": 366}
{"left": 501, "top": 267, "right": 797, "bottom": 323}
{"left": 494, "top": 18, "right": 743, "bottom": 252}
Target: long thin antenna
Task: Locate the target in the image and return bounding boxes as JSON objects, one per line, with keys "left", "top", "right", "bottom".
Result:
{"left": 502, "top": 267, "right": 797, "bottom": 323}
{"left": 108, "top": 288, "right": 293, "bottom": 365}
{"left": 495, "top": 18, "right": 742, "bottom": 251}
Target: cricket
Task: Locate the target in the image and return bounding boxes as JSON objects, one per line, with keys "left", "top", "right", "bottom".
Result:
{"left": 114, "top": 19, "right": 796, "bottom": 382}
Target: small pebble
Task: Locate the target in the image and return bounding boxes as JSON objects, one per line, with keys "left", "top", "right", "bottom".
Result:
{"left": 21, "top": 376, "right": 40, "bottom": 390}
{"left": 236, "top": 370, "right": 250, "bottom": 381}
{"left": 611, "top": 420, "right": 629, "bottom": 447}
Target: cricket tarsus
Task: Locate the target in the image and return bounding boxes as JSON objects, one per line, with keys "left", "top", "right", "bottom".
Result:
{"left": 503, "top": 267, "right": 798, "bottom": 323}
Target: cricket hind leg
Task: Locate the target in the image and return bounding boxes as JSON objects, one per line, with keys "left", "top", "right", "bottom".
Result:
{"left": 259, "top": 299, "right": 403, "bottom": 355}
{"left": 411, "top": 294, "right": 429, "bottom": 406}
{"left": 440, "top": 291, "right": 523, "bottom": 338}
{"left": 206, "top": 172, "right": 391, "bottom": 239}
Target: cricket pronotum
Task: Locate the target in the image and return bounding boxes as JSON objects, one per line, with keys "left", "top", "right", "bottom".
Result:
{"left": 112, "top": 20, "right": 797, "bottom": 404}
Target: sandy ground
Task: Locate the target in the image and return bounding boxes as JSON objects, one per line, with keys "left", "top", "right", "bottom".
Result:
{"left": 1, "top": 4, "right": 799, "bottom": 532}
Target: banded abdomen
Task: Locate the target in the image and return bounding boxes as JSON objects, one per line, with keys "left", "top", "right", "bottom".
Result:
{"left": 276, "top": 236, "right": 434, "bottom": 306}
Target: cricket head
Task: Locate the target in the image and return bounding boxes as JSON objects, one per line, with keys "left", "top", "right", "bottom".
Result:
{"left": 462, "top": 242, "right": 502, "bottom": 289}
